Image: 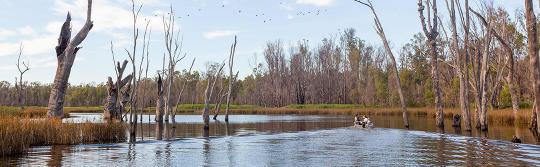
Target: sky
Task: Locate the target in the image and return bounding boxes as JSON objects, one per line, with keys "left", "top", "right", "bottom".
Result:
{"left": 0, "top": 0, "right": 526, "bottom": 84}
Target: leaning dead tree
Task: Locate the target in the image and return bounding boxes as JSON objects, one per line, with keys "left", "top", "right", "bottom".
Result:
{"left": 47, "top": 0, "right": 93, "bottom": 118}
{"left": 355, "top": 0, "right": 409, "bottom": 128}
{"left": 15, "top": 43, "right": 29, "bottom": 110}
{"left": 418, "top": 0, "right": 444, "bottom": 128}
{"left": 525, "top": 0, "right": 540, "bottom": 132}
{"left": 224, "top": 36, "right": 237, "bottom": 122}
{"left": 203, "top": 63, "right": 225, "bottom": 130}
{"left": 162, "top": 5, "right": 186, "bottom": 122}
{"left": 172, "top": 58, "right": 195, "bottom": 122}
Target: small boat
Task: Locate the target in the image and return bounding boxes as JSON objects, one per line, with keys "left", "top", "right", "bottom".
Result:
{"left": 353, "top": 121, "right": 374, "bottom": 128}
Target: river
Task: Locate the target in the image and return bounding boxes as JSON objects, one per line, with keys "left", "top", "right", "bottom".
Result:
{"left": 3, "top": 113, "right": 540, "bottom": 166}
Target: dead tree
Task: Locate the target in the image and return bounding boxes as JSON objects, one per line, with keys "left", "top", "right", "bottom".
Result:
{"left": 445, "top": 0, "right": 470, "bottom": 129}
{"left": 525, "top": 0, "right": 540, "bottom": 132}
{"left": 355, "top": 0, "right": 409, "bottom": 128}
{"left": 172, "top": 58, "right": 195, "bottom": 122}
{"left": 47, "top": 0, "right": 93, "bottom": 118}
{"left": 104, "top": 55, "right": 132, "bottom": 120}
{"left": 471, "top": 7, "right": 520, "bottom": 131}
{"left": 162, "top": 5, "right": 186, "bottom": 122}
{"left": 212, "top": 76, "right": 226, "bottom": 120}
{"left": 225, "top": 36, "right": 237, "bottom": 122}
{"left": 125, "top": 0, "right": 150, "bottom": 143}
{"left": 156, "top": 74, "right": 165, "bottom": 123}
{"left": 418, "top": 0, "right": 444, "bottom": 128}
{"left": 203, "top": 63, "right": 225, "bottom": 130}
{"left": 15, "top": 43, "right": 29, "bottom": 110}
{"left": 214, "top": 71, "right": 238, "bottom": 120}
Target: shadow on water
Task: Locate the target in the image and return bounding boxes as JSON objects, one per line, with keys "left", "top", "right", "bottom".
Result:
{"left": 3, "top": 113, "right": 540, "bottom": 166}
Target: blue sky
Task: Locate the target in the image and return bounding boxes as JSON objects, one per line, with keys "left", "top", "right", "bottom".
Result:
{"left": 0, "top": 0, "right": 525, "bottom": 84}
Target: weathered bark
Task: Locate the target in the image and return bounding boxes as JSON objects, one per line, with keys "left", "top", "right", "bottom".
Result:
{"left": 356, "top": 0, "right": 409, "bottom": 128}
{"left": 156, "top": 74, "right": 165, "bottom": 123}
{"left": 460, "top": 0, "right": 473, "bottom": 131}
{"left": 418, "top": 0, "right": 443, "bottom": 128}
{"left": 104, "top": 60, "right": 132, "bottom": 120}
{"left": 47, "top": 0, "right": 93, "bottom": 118}
{"left": 525, "top": 0, "right": 540, "bottom": 132}
{"left": 225, "top": 36, "right": 237, "bottom": 122}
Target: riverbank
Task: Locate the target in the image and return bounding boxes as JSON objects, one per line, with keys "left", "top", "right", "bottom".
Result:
{"left": 0, "top": 105, "right": 533, "bottom": 124}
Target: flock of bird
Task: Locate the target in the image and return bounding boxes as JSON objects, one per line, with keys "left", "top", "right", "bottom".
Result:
{"left": 153, "top": 2, "right": 329, "bottom": 23}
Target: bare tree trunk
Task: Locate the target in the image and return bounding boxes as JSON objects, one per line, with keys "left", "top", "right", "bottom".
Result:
{"left": 156, "top": 74, "right": 164, "bottom": 123}
{"left": 16, "top": 43, "right": 29, "bottom": 110}
{"left": 172, "top": 58, "right": 195, "bottom": 122}
{"left": 104, "top": 59, "right": 132, "bottom": 120}
{"left": 356, "top": 0, "right": 409, "bottom": 127}
{"left": 47, "top": 0, "right": 93, "bottom": 118}
{"left": 161, "top": 6, "right": 185, "bottom": 122}
{"left": 525, "top": 0, "right": 540, "bottom": 132}
{"left": 225, "top": 36, "right": 237, "bottom": 122}
{"left": 203, "top": 63, "right": 225, "bottom": 129}
{"left": 418, "top": 0, "right": 443, "bottom": 128}
{"left": 446, "top": 0, "right": 468, "bottom": 129}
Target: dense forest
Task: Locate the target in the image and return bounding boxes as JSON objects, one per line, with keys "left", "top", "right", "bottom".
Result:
{"left": 0, "top": 4, "right": 532, "bottom": 110}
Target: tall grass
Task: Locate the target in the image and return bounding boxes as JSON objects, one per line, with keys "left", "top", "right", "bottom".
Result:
{"left": 0, "top": 117, "right": 126, "bottom": 156}
{"left": 0, "top": 106, "right": 70, "bottom": 118}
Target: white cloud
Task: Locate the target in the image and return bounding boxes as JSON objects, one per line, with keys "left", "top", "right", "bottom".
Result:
{"left": 296, "top": 0, "right": 335, "bottom": 6}
{"left": 0, "top": 29, "right": 17, "bottom": 41}
{"left": 18, "top": 26, "right": 35, "bottom": 36}
{"left": 203, "top": 30, "right": 238, "bottom": 39}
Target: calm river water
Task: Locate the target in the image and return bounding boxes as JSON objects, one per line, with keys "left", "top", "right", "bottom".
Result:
{"left": 3, "top": 114, "right": 540, "bottom": 166}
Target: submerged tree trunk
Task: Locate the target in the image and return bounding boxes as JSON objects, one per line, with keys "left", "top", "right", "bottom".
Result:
{"left": 446, "top": 0, "right": 469, "bottom": 129}
{"left": 225, "top": 36, "right": 237, "bottom": 122}
{"left": 356, "top": 0, "right": 409, "bottom": 128}
{"left": 203, "top": 64, "right": 225, "bottom": 129}
{"left": 47, "top": 0, "right": 94, "bottom": 118}
{"left": 104, "top": 60, "right": 132, "bottom": 120}
{"left": 525, "top": 0, "right": 540, "bottom": 132}
{"left": 156, "top": 74, "right": 165, "bottom": 123}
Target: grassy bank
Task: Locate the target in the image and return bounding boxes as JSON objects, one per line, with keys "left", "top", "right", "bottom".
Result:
{"left": 0, "top": 117, "right": 126, "bottom": 156}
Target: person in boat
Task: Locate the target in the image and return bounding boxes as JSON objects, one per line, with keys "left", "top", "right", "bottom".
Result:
{"left": 354, "top": 114, "right": 362, "bottom": 125}
{"left": 362, "top": 115, "right": 373, "bottom": 128}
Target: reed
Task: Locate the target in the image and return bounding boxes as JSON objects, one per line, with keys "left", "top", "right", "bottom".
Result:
{"left": 0, "top": 117, "right": 126, "bottom": 156}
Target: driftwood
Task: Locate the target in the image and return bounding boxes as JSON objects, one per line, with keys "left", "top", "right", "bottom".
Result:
{"left": 47, "top": 0, "right": 93, "bottom": 118}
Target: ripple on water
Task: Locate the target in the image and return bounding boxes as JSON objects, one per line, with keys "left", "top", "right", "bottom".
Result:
{"left": 5, "top": 115, "right": 540, "bottom": 166}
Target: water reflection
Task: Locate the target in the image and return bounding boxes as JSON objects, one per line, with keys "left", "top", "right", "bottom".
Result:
{"left": 4, "top": 114, "right": 540, "bottom": 166}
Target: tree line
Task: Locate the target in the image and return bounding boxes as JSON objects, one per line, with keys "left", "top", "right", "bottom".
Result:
{"left": 6, "top": 0, "right": 540, "bottom": 136}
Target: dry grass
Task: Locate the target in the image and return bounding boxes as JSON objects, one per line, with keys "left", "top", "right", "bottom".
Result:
{"left": 0, "top": 117, "right": 126, "bottom": 156}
